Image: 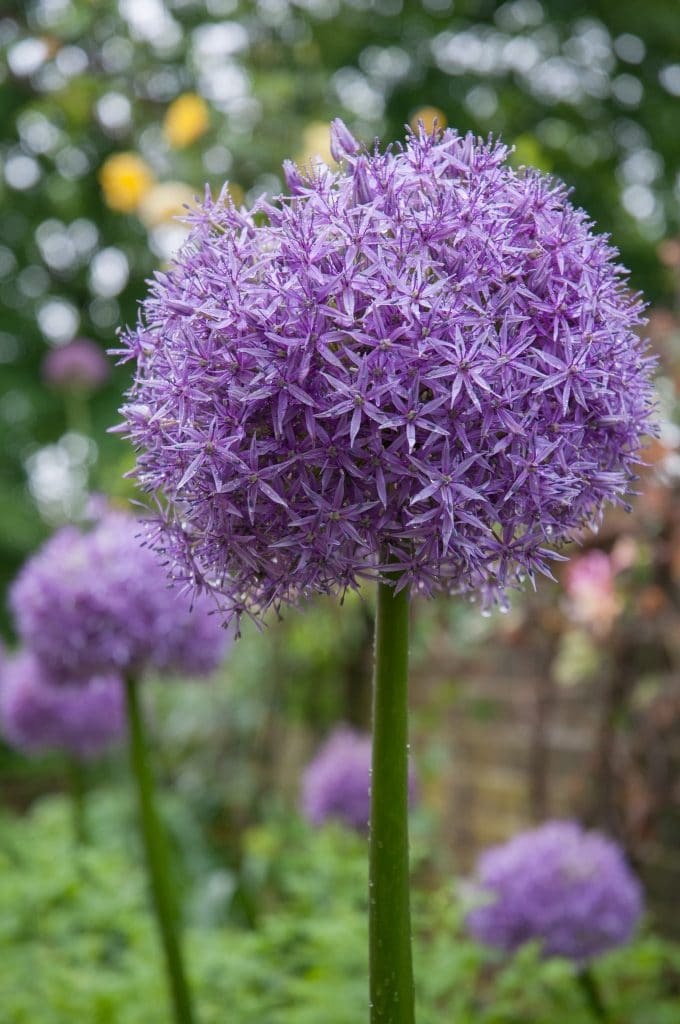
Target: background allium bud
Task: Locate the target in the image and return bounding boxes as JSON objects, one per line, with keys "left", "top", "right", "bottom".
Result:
{"left": 0, "top": 652, "right": 124, "bottom": 761}
{"left": 43, "top": 338, "right": 110, "bottom": 392}
{"left": 118, "top": 122, "right": 654, "bottom": 626}
{"left": 466, "top": 821, "right": 643, "bottom": 963}
{"left": 10, "top": 511, "right": 229, "bottom": 683}
{"left": 301, "top": 725, "right": 417, "bottom": 832}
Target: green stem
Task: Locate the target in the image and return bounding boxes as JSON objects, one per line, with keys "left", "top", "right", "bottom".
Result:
{"left": 577, "top": 967, "right": 609, "bottom": 1022}
{"left": 124, "top": 677, "right": 196, "bottom": 1024}
{"left": 65, "top": 390, "right": 92, "bottom": 439}
{"left": 66, "top": 756, "right": 88, "bottom": 846}
{"left": 369, "top": 574, "right": 415, "bottom": 1024}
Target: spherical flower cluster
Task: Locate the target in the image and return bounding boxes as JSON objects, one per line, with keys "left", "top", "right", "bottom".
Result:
{"left": 117, "top": 120, "right": 655, "bottom": 626}
{"left": 43, "top": 338, "right": 110, "bottom": 392}
{"left": 466, "top": 821, "right": 643, "bottom": 963}
{"left": 10, "top": 510, "right": 229, "bottom": 683}
{"left": 301, "top": 725, "right": 418, "bottom": 832}
{"left": 0, "top": 652, "right": 124, "bottom": 761}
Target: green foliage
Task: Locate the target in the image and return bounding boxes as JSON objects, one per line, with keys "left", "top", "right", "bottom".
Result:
{"left": 1, "top": 792, "right": 679, "bottom": 1024}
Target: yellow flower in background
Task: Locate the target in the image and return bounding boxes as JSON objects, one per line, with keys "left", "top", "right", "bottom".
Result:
{"left": 137, "top": 182, "right": 198, "bottom": 228}
{"left": 99, "top": 152, "right": 155, "bottom": 212}
{"left": 163, "top": 93, "right": 210, "bottom": 149}
{"left": 410, "top": 106, "right": 447, "bottom": 134}
{"left": 297, "top": 121, "right": 334, "bottom": 166}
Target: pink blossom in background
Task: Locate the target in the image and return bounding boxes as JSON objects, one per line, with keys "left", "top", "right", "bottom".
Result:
{"left": 43, "top": 338, "right": 110, "bottom": 392}
{"left": 564, "top": 549, "right": 622, "bottom": 634}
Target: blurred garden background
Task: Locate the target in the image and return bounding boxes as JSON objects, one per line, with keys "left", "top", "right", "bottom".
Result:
{"left": 1, "top": 0, "right": 680, "bottom": 1021}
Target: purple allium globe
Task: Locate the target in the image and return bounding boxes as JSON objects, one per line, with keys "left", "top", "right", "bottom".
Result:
{"left": 466, "top": 821, "right": 643, "bottom": 963}
{"left": 0, "top": 652, "right": 124, "bottom": 761}
{"left": 116, "top": 121, "right": 654, "bottom": 627}
{"left": 10, "top": 510, "right": 229, "bottom": 683}
{"left": 301, "top": 725, "right": 418, "bottom": 832}
{"left": 43, "top": 338, "right": 110, "bottom": 392}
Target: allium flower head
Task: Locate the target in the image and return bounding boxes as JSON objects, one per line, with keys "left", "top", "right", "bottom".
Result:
{"left": 0, "top": 652, "right": 124, "bottom": 761}
{"left": 466, "top": 821, "right": 643, "bottom": 963}
{"left": 301, "top": 725, "right": 417, "bottom": 832}
{"left": 43, "top": 339, "right": 110, "bottom": 392}
{"left": 10, "top": 510, "right": 229, "bottom": 683}
{"left": 117, "top": 120, "right": 655, "bottom": 627}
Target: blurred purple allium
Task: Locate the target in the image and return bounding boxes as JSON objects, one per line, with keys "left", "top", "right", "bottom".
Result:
{"left": 301, "top": 725, "right": 417, "bottom": 832}
{"left": 10, "top": 510, "right": 230, "bottom": 683}
{"left": 116, "top": 120, "right": 655, "bottom": 628}
{"left": 43, "top": 339, "right": 110, "bottom": 392}
{"left": 0, "top": 652, "right": 124, "bottom": 761}
{"left": 466, "top": 821, "right": 643, "bottom": 963}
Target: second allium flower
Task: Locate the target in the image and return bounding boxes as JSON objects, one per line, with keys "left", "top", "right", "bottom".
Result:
{"left": 466, "top": 821, "right": 643, "bottom": 963}
{"left": 10, "top": 509, "right": 229, "bottom": 682}
{"left": 1, "top": 652, "right": 124, "bottom": 761}
{"left": 301, "top": 725, "right": 418, "bottom": 832}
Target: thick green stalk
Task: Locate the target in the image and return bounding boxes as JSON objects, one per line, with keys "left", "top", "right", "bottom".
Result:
{"left": 577, "top": 967, "right": 609, "bottom": 1022}
{"left": 124, "top": 677, "right": 196, "bottom": 1024}
{"left": 369, "top": 576, "right": 415, "bottom": 1024}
